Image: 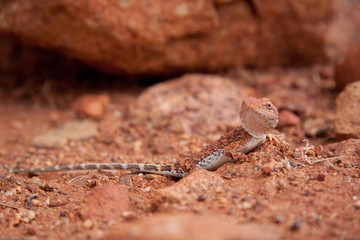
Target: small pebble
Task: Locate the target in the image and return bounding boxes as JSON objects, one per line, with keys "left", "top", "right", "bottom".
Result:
{"left": 121, "top": 211, "right": 137, "bottom": 221}
{"left": 214, "top": 186, "right": 224, "bottom": 194}
{"left": 27, "top": 227, "right": 37, "bottom": 236}
{"left": 15, "top": 186, "right": 22, "bottom": 193}
{"left": 16, "top": 209, "right": 36, "bottom": 223}
{"left": 142, "top": 187, "right": 151, "bottom": 192}
{"left": 237, "top": 202, "right": 252, "bottom": 210}
{"left": 31, "top": 199, "right": 42, "bottom": 207}
{"left": 30, "top": 177, "right": 42, "bottom": 184}
{"left": 28, "top": 147, "right": 37, "bottom": 154}
{"left": 354, "top": 201, "right": 360, "bottom": 209}
{"left": 59, "top": 211, "right": 69, "bottom": 217}
{"left": 327, "top": 151, "right": 334, "bottom": 158}
{"left": 26, "top": 184, "right": 39, "bottom": 193}
{"left": 197, "top": 195, "right": 206, "bottom": 202}
{"left": 272, "top": 214, "right": 285, "bottom": 224}
{"left": 219, "top": 197, "right": 228, "bottom": 204}
{"left": 290, "top": 219, "right": 301, "bottom": 231}
{"left": 261, "top": 164, "right": 272, "bottom": 176}
{"left": 83, "top": 219, "right": 94, "bottom": 229}
{"left": 316, "top": 174, "right": 325, "bottom": 182}
{"left": 315, "top": 145, "right": 324, "bottom": 156}
{"left": 73, "top": 94, "right": 110, "bottom": 119}
{"left": 277, "top": 179, "right": 287, "bottom": 190}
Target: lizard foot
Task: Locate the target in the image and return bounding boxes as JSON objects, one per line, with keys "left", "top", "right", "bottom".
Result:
{"left": 266, "top": 133, "right": 288, "bottom": 146}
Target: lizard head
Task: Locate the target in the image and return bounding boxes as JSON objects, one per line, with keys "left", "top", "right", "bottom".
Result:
{"left": 239, "top": 97, "right": 279, "bottom": 138}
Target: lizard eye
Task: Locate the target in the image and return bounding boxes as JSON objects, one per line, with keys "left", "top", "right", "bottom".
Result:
{"left": 266, "top": 103, "right": 272, "bottom": 108}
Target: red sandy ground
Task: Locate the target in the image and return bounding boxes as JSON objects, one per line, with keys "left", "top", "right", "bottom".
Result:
{"left": 0, "top": 67, "right": 359, "bottom": 239}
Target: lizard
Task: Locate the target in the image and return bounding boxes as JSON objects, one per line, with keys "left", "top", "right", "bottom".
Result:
{"left": 8, "top": 97, "right": 279, "bottom": 178}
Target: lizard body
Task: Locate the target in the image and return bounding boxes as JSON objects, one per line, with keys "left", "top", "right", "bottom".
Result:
{"left": 9, "top": 97, "right": 279, "bottom": 178}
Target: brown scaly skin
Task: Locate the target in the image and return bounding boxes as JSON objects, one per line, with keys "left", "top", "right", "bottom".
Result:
{"left": 8, "top": 97, "right": 279, "bottom": 178}
{"left": 181, "top": 96, "right": 279, "bottom": 173}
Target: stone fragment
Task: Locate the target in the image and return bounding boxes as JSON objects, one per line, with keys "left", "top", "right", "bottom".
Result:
{"left": 354, "top": 201, "right": 360, "bottom": 209}
{"left": 319, "top": 65, "right": 334, "bottom": 79}
{"left": 278, "top": 110, "right": 301, "bottom": 128}
{"left": 30, "top": 199, "right": 42, "bottom": 207}
{"left": 27, "top": 227, "right": 37, "bottom": 236}
{"left": 324, "top": 138, "right": 360, "bottom": 164}
{"left": 82, "top": 184, "right": 131, "bottom": 220}
{"left": 335, "top": 81, "right": 360, "bottom": 139}
{"left": 289, "top": 219, "right": 302, "bottom": 232}
{"left": 15, "top": 208, "right": 36, "bottom": 223}
{"left": 335, "top": 40, "right": 360, "bottom": 90}
{"left": 132, "top": 74, "right": 246, "bottom": 135}
{"left": 32, "top": 131, "right": 68, "bottom": 148}
{"left": 152, "top": 170, "right": 224, "bottom": 211}
{"left": 73, "top": 94, "right": 110, "bottom": 119}
{"left": 82, "top": 219, "right": 94, "bottom": 229}
{"left": 32, "top": 120, "right": 98, "bottom": 148}
{"left": 103, "top": 213, "right": 281, "bottom": 240}
{"left": 61, "top": 120, "right": 99, "bottom": 140}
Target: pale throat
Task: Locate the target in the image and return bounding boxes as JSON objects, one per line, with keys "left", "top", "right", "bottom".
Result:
{"left": 240, "top": 113, "right": 272, "bottom": 139}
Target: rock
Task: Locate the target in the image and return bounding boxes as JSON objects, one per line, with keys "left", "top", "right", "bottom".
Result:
{"left": 152, "top": 170, "right": 224, "bottom": 211}
{"left": 335, "top": 40, "right": 360, "bottom": 90}
{"left": 73, "top": 94, "right": 110, "bottom": 119}
{"left": 132, "top": 74, "right": 247, "bottom": 134}
{"left": 103, "top": 213, "right": 282, "bottom": 240}
{"left": 324, "top": 138, "right": 360, "bottom": 164}
{"left": 82, "top": 219, "right": 94, "bottom": 229}
{"left": 278, "top": 110, "right": 301, "bottom": 128}
{"left": 32, "top": 130, "right": 68, "bottom": 148}
{"left": 15, "top": 208, "right": 36, "bottom": 223}
{"left": 319, "top": 65, "right": 334, "bottom": 79}
{"left": 82, "top": 184, "right": 131, "bottom": 220}
{"left": 30, "top": 199, "right": 42, "bottom": 207}
{"left": 32, "top": 120, "right": 98, "bottom": 148}
{"left": 335, "top": 81, "right": 360, "bottom": 139}
{"left": 27, "top": 227, "right": 37, "bottom": 236}
{"left": 289, "top": 219, "right": 302, "bottom": 232}
{"left": 303, "top": 117, "right": 331, "bottom": 138}
{"left": 1, "top": 1, "right": 360, "bottom": 75}
{"left": 60, "top": 120, "right": 99, "bottom": 140}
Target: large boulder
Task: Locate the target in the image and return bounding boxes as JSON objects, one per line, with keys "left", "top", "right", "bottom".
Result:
{"left": 335, "top": 40, "right": 360, "bottom": 90}
{"left": 131, "top": 74, "right": 247, "bottom": 134}
{"left": 335, "top": 81, "right": 360, "bottom": 139}
{"left": 0, "top": 0, "right": 359, "bottom": 75}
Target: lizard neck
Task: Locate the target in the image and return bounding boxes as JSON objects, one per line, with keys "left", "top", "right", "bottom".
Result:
{"left": 240, "top": 112, "right": 274, "bottom": 139}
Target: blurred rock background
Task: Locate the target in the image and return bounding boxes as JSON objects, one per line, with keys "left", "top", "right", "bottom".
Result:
{"left": 1, "top": 0, "right": 360, "bottom": 96}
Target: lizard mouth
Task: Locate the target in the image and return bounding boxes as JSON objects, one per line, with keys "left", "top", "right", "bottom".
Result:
{"left": 272, "top": 118, "right": 279, "bottom": 128}
{"left": 258, "top": 111, "right": 279, "bottom": 128}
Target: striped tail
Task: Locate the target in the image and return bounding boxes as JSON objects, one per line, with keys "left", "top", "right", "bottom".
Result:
{"left": 9, "top": 163, "right": 187, "bottom": 178}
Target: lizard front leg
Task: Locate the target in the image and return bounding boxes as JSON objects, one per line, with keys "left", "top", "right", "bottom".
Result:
{"left": 266, "top": 133, "right": 288, "bottom": 146}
